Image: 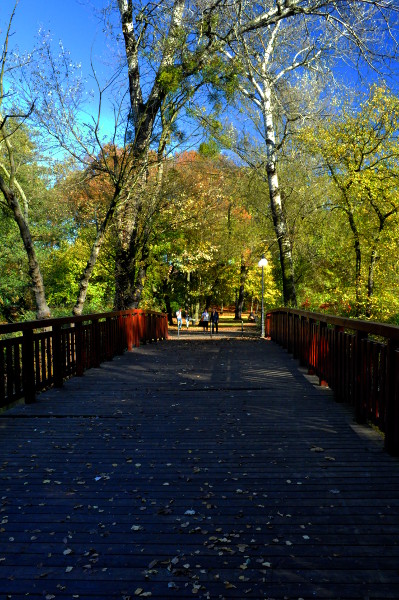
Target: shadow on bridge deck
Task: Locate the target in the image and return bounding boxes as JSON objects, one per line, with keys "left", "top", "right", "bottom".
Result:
{"left": 0, "top": 334, "right": 398, "bottom": 599}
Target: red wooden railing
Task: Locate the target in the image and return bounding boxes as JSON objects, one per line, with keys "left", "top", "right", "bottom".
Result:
{"left": 266, "top": 309, "right": 399, "bottom": 456}
{"left": 0, "top": 309, "right": 168, "bottom": 408}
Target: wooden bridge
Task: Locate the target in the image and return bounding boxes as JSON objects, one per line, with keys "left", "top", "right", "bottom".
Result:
{"left": 1, "top": 311, "right": 399, "bottom": 598}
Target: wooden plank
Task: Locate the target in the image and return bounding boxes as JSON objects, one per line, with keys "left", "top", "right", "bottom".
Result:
{"left": 0, "top": 333, "right": 399, "bottom": 599}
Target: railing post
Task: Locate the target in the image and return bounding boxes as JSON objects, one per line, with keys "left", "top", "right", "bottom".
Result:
{"left": 331, "top": 326, "right": 344, "bottom": 401}
{"left": 52, "top": 324, "right": 64, "bottom": 388}
{"left": 91, "top": 318, "right": 101, "bottom": 368}
{"left": 22, "top": 328, "right": 36, "bottom": 404}
{"left": 354, "top": 331, "right": 367, "bottom": 422}
{"left": 163, "top": 313, "right": 169, "bottom": 340}
{"left": 318, "top": 321, "right": 328, "bottom": 387}
{"left": 75, "top": 321, "right": 84, "bottom": 377}
{"left": 298, "top": 316, "right": 306, "bottom": 367}
{"left": 134, "top": 311, "right": 140, "bottom": 348}
{"left": 127, "top": 312, "right": 134, "bottom": 351}
{"left": 104, "top": 316, "right": 111, "bottom": 359}
{"left": 116, "top": 314, "right": 124, "bottom": 356}
{"left": 288, "top": 313, "right": 293, "bottom": 355}
{"left": 308, "top": 318, "right": 316, "bottom": 375}
{"left": 265, "top": 312, "right": 271, "bottom": 338}
{"left": 384, "top": 342, "right": 399, "bottom": 456}
{"left": 286, "top": 312, "right": 292, "bottom": 353}
{"left": 292, "top": 314, "right": 298, "bottom": 359}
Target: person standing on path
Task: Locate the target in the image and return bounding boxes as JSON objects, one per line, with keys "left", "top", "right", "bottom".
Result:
{"left": 201, "top": 308, "right": 209, "bottom": 332}
{"left": 176, "top": 307, "right": 182, "bottom": 331}
{"left": 211, "top": 307, "right": 219, "bottom": 334}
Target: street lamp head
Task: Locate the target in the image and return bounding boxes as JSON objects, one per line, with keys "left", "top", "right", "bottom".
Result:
{"left": 258, "top": 255, "right": 268, "bottom": 268}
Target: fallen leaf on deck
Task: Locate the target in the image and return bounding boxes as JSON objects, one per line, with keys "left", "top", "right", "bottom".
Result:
{"left": 224, "top": 582, "right": 236, "bottom": 589}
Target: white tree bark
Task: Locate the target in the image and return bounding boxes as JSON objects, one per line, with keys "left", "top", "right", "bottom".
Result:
{"left": 261, "top": 77, "right": 297, "bottom": 305}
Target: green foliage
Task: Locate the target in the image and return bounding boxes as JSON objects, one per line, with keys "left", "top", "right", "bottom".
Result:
{"left": 199, "top": 140, "right": 220, "bottom": 157}
{"left": 158, "top": 65, "right": 183, "bottom": 94}
{"left": 201, "top": 54, "right": 242, "bottom": 100}
{"left": 0, "top": 209, "right": 33, "bottom": 322}
{"left": 298, "top": 84, "right": 399, "bottom": 320}
{"left": 41, "top": 234, "right": 115, "bottom": 313}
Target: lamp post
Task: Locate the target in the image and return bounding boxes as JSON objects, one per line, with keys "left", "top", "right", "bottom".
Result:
{"left": 258, "top": 255, "right": 268, "bottom": 338}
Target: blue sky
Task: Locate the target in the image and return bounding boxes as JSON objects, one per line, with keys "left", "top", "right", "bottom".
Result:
{"left": 2, "top": 0, "right": 125, "bottom": 146}
{"left": 3, "top": 0, "right": 104, "bottom": 70}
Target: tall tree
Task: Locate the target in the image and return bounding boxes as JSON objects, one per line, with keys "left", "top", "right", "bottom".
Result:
{"left": 198, "top": 0, "right": 398, "bottom": 306}
{"left": 302, "top": 84, "right": 399, "bottom": 317}
{"left": 0, "top": 4, "right": 51, "bottom": 319}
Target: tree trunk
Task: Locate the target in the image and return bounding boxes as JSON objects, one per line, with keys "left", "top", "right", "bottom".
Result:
{"left": 73, "top": 188, "right": 120, "bottom": 315}
{"left": 0, "top": 174, "right": 51, "bottom": 319}
{"left": 165, "top": 294, "right": 173, "bottom": 325}
{"left": 366, "top": 248, "right": 378, "bottom": 318}
{"left": 347, "top": 210, "right": 362, "bottom": 316}
{"left": 235, "top": 260, "right": 248, "bottom": 319}
{"left": 262, "top": 81, "right": 297, "bottom": 307}
{"left": 366, "top": 216, "right": 385, "bottom": 318}
{"left": 160, "top": 265, "right": 174, "bottom": 325}
{"left": 366, "top": 207, "right": 394, "bottom": 318}
{"left": 185, "top": 270, "right": 191, "bottom": 314}
{"left": 131, "top": 262, "right": 148, "bottom": 307}
{"left": 114, "top": 243, "right": 137, "bottom": 310}
{"left": 114, "top": 0, "right": 187, "bottom": 308}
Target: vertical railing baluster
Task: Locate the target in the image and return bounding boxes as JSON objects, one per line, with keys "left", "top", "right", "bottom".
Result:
{"left": 22, "top": 328, "right": 36, "bottom": 404}
{"left": 52, "top": 324, "right": 63, "bottom": 388}
{"left": 318, "top": 321, "right": 328, "bottom": 387}
{"left": 385, "top": 344, "right": 399, "bottom": 456}
{"left": 75, "top": 321, "right": 84, "bottom": 377}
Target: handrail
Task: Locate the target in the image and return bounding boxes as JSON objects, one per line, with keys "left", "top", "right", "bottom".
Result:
{"left": 266, "top": 308, "right": 399, "bottom": 457}
{"left": 0, "top": 309, "right": 168, "bottom": 408}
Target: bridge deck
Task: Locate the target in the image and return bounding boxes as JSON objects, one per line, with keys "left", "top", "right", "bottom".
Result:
{"left": 1, "top": 331, "right": 399, "bottom": 599}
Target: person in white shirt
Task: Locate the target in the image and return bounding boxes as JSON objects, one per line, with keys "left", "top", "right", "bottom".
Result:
{"left": 176, "top": 308, "right": 182, "bottom": 330}
{"left": 201, "top": 309, "right": 209, "bottom": 332}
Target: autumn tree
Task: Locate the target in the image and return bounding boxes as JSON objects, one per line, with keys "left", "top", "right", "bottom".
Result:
{"left": 148, "top": 149, "right": 275, "bottom": 319}
{"left": 302, "top": 84, "right": 399, "bottom": 317}
{"left": 154, "top": 151, "right": 239, "bottom": 317}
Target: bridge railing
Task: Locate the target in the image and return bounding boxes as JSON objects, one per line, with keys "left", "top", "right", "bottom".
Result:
{"left": 266, "top": 308, "right": 399, "bottom": 456}
{"left": 0, "top": 309, "right": 168, "bottom": 408}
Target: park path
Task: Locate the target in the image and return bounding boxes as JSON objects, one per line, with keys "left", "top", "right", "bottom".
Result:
{"left": 0, "top": 331, "right": 399, "bottom": 599}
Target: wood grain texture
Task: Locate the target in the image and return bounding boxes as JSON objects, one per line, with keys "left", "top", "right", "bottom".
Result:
{"left": 0, "top": 333, "right": 398, "bottom": 599}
